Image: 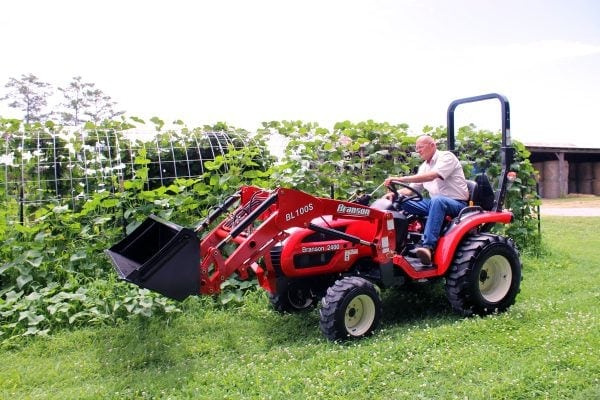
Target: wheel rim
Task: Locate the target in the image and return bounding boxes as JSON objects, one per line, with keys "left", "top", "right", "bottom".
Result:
{"left": 479, "top": 255, "right": 513, "bottom": 303}
{"left": 344, "top": 294, "right": 376, "bottom": 336}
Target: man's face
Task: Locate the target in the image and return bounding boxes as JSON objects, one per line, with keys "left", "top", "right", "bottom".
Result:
{"left": 415, "top": 139, "right": 435, "bottom": 161}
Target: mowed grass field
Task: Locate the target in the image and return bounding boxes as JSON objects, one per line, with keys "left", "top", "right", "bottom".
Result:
{"left": 1, "top": 216, "right": 599, "bottom": 400}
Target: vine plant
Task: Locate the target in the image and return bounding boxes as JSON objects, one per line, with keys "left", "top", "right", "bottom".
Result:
{"left": 0, "top": 118, "right": 539, "bottom": 343}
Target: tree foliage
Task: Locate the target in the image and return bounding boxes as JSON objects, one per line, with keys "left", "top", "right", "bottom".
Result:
{"left": 83, "top": 86, "right": 124, "bottom": 124}
{"left": 2, "top": 74, "right": 52, "bottom": 124}
{"left": 1, "top": 74, "right": 123, "bottom": 126}
{"left": 58, "top": 76, "right": 94, "bottom": 125}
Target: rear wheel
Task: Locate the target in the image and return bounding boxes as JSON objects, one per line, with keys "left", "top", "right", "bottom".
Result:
{"left": 319, "top": 276, "right": 382, "bottom": 341}
{"left": 445, "top": 233, "right": 521, "bottom": 316}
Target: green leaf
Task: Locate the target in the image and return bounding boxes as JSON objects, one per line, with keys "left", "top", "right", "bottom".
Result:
{"left": 25, "top": 257, "right": 43, "bottom": 268}
{"left": 34, "top": 231, "right": 49, "bottom": 242}
{"left": 133, "top": 155, "right": 150, "bottom": 165}
{"left": 4, "top": 290, "right": 23, "bottom": 303}
{"left": 126, "top": 221, "right": 142, "bottom": 235}
{"left": 165, "top": 184, "right": 181, "bottom": 194}
{"left": 16, "top": 274, "right": 33, "bottom": 288}
{"left": 93, "top": 216, "right": 112, "bottom": 225}
{"left": 100, "top": 198, "right": 120, "bottom": 208}
{"left": 69, "top": 251, "right": 87, "bottom": 262}
{"left": 69, "top": 311, "right": 88, "bottom": 324}
{"left": 135, "top": 167, "right": 149, "bottom": 180}
{"left": 0, "top": 262, "right": 14, "bottom": 274}
{"left": 123, "top": 180, "right": 143, "bottom": 190}
{"left": 150, "top": 116, "right": 165, "bottom": 131}
{"left": 219, "top": 175, "right": 230, "bottom": 185}
{"left": 242, "top": 170, "right": 259, "bottom": 178}
{"left": 130, "top": 116, "right": 145, "bottom": 124}
{"left": 204, "top": 160, "right": 218, "bottom": 170}
{"left": 52, "top": 205, "right": 69, "bottom": 214}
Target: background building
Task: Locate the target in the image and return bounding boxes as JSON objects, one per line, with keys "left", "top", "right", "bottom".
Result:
{"left": 526, "top": 142, "right": 600, "bottom": 198}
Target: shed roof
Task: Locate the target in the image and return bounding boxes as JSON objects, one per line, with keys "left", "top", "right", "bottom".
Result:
{"left": 523, "top": 141, "right": 600, "bottom": 154}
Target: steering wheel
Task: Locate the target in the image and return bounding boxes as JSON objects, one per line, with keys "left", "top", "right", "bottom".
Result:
{"left": 386, "top": 180, "right": 423, "bottom": 204}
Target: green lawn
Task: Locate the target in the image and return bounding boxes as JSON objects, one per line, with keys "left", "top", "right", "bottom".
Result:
{"left": 1, "top": 217, "right": 599, "bottom": 399}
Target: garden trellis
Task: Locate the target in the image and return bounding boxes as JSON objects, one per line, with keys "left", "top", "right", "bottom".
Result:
{"left": 1, "top": 125, "right": 258, "bottom": 224}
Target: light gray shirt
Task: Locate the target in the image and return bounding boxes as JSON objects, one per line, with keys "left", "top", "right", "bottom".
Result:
{"left": 411, "top": 150, "right": 469, "bottom": 201}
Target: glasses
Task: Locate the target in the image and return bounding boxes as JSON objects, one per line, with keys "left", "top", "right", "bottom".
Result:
{"left": 415, "top": 143, "right": 433, "bottom": 151}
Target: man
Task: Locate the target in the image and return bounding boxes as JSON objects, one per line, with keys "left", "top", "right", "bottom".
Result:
{"left": 384, "top": 135, "right": 468, "bottom": 265}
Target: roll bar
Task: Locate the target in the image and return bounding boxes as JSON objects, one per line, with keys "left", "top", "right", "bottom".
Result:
{"left": 446, "top": 93, "right": 515, "bottom": 212}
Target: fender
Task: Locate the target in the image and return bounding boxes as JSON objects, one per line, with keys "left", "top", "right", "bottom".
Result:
{"left": 434, "top": 210, "right": 513, "bottom": 273}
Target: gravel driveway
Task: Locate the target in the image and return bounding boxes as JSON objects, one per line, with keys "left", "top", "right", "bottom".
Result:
{"left": 539, "top": 207, "right": 600, "bottom": 216}
{"left": 539, "top": 196, "right": 600, "bottom": 216}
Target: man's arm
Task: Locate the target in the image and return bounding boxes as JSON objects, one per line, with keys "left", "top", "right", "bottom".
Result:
{"left": 384, "top": 170, "right": 441, "bottom": 186}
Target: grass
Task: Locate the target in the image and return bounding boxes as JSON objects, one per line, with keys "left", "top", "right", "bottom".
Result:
{"left": 1, "top": 217, "right": 599, "bottom": 399}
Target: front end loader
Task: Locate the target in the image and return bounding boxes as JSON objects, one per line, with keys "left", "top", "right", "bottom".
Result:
{"left": 107, "top": 93, "right": 522, "bottom": 341}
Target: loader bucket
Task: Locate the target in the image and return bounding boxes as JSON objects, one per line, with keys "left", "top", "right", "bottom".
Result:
{"left": 106, "top": 215, "right": 200, "bottom": 301}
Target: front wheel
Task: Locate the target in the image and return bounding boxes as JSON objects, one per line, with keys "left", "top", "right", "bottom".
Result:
{"left": 319, "top": 276, "right": 382, "bottom": 341}
{"left": 445, "top": 233, "right": 522, "bottom": 316}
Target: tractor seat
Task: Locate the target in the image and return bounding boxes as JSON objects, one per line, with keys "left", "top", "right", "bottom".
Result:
{"left": 466, "top": 179, "right": 477, "bottom": 205}
{"left": 442, "top": 176, "right": 495, "bottom": 228}
{"left": 468, "top": 174, "right": 495, "bottom": 211}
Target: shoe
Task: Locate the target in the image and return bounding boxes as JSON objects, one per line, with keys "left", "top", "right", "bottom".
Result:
{"left": 415, "top": 247, "right": 432, "bottom": 265}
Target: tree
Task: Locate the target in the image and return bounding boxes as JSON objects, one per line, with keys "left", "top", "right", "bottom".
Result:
{"left": 58, "top": 76, "right": 93, "bottom": 126}
{"left": 1, "top": 74, "right": 53, "bottom": 124}
{"left": 84, "top": 86, "right": 124, "bottom": 124}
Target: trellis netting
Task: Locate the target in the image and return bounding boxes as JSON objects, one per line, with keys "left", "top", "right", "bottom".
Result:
{"left": 1, "top": 123, "right": 265, "bottom": 224}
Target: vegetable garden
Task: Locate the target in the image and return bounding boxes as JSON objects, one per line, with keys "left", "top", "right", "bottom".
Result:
{"left": 0, "top": 117, "right": 540, "bottom": 344}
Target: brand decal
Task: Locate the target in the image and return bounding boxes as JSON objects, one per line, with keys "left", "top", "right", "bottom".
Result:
{"left": 302, "top": 243, "right": 341, "bottom": 253}
{"left": 285, "top": 203, "right": 314, "bottom": 222}
{"left": 336, "top": 204, "right": 370, "bottom": 217}
{"left": 302, "top": 246, "right": 325, "bottom": 253}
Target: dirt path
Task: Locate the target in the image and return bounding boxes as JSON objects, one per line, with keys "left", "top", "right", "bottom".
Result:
{"left": 540, "top": 195, "right": 600, "bottom": 216}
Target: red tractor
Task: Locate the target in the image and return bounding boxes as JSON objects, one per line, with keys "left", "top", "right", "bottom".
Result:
{"left": 107, "top": 93, "right": 522, "bottom": 341}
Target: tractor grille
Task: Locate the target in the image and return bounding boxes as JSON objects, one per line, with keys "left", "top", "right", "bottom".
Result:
{"left": 270, "top": 246, "right": 283, "bottom": 276}
{"left": 293, "top": 252, "right": 336, "bottom": 269}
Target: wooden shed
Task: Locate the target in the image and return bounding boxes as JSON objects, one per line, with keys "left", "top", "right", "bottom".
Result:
{"left": 526, "top": 142, "right": 600, "bottom": 198}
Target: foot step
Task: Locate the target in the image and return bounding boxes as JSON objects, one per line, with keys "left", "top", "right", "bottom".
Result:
{"left": 404, "top": 256, "right": 435, "bottom": 271}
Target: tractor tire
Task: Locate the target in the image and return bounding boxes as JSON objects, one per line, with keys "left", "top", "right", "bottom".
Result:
{"left": 319, "top": 276, "right": 382, "bottom": 341}
{"left": 445, "top": 233, "right": 522, "bottom": 316}
{"left": 269, "top": 278, "right": 315, "bottom": 313}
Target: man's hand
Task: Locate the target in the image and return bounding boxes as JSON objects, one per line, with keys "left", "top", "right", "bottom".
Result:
{"left": 384, "top": 176, "right": 406, "bottom": 186}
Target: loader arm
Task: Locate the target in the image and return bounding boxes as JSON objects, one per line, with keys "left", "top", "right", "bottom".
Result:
{"left": 107, "top": 185, "right": 397, "bottom": 300}
{"left": 198, "top": 186, "right": 397, "bottom": 295}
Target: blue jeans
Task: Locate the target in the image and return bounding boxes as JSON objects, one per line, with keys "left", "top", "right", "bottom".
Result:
{"left": 399, "top": 196, "right": 467, "bottom": 249}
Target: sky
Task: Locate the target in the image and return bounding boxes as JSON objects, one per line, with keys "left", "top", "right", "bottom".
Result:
{"left": 1, "top": 0, "right": 600, "bottom": 147}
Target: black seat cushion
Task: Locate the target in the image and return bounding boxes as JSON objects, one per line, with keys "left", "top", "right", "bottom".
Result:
{"left": 472, "top": 174, "right": 495, "bottom": 211}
